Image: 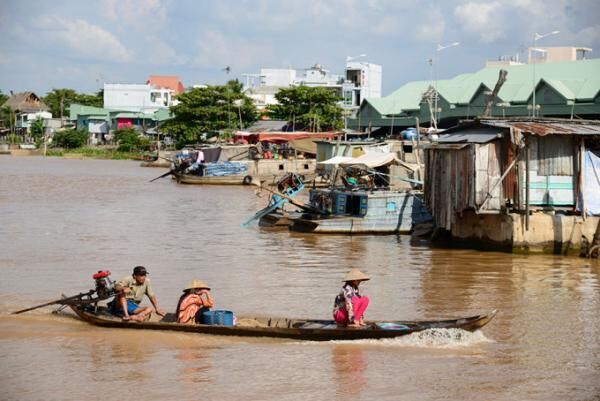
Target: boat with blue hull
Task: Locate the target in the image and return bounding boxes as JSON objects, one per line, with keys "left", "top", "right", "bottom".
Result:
{"left": 289, "top": 188, "right": 432, "bottom": 233}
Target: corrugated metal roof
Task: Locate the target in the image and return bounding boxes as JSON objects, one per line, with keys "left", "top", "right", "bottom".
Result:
{"left": 437, "top": 127, "right": 503, "bottom": 143}
{"left": 481, "top": 119, "right": 600, "bottom": 136}
{"left": 362, "top": 58, "right": 600, "bottom": 116}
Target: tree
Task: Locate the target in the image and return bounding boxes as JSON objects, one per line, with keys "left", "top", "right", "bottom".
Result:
{"left": 113, "top": 128, "right": 150, "bottom": 152}
{"left": 52, "top": 129, "right": 88, "bottom": 148}
{"left": 162, "top": 79, "right": 257, "bottom": 146}
{"left": 267, "top": 86, "right": 343, "bottom": 131}
{"left": 0, "top": 90, "right": 8, "bottom": 106}
{"left": 43, "top": 88, "right": 104, "bottom": 118}
{"left": 0, "top": 106, "right": 15, "bottom": 132}
{"left": 30, "top": 118, "right": 44, "bottom": 140}
{"left": 43, "top": 89, "right": 78, "bottom": 118}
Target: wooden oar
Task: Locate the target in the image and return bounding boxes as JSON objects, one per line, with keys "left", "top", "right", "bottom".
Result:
{"left": 149, "top": 169, "right": 175, "bottom": 183}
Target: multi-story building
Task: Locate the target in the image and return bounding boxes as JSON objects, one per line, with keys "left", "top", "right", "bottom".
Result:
{"left": 243, "top": 59, "right": 382, "bottom": 113}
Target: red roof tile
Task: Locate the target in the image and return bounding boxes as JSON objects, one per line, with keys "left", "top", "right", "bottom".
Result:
{"left": 146, "top": 75, "right": 185, "bottom": 94}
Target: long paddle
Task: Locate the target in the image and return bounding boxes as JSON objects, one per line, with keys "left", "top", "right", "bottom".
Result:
{"left": 149, "top": 169, "right": 175, "bottom": 183}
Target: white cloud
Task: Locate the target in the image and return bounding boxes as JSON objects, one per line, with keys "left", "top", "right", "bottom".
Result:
{"left": 414, "top": 8, "right": 446, "bottom": 42}
{"left": 101, "top": 0, "right": 168, "bottom": 28}
{"left": 39, "top": 16, "right": 131, "bottom": 62}
{"left": 454, "top": 1, "right": 504, "bottom": 43}
{"left": 144, "top": 35, "right": 185, "bottom": 65}
{"left": 193, "top": 30, "right": 272, "bottom": 71}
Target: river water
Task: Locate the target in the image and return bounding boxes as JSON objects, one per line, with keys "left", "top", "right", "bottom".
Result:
{"left": 0, "top": 157, "right": 598, "bottom": 401}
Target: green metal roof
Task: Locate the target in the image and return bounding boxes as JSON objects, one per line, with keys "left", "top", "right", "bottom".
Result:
{"left": 365, "top": 58, "right": 600, "bottom": 116}
{"left": 69, "top": 104, "right": 109, "bottom": 120}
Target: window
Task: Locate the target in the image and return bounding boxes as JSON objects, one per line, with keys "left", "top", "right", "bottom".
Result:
{"left": 279, "top": 164, "right": 284, "bottom": 170}
{"left": 304, "top": 164, "right": 309, "bottom": 170}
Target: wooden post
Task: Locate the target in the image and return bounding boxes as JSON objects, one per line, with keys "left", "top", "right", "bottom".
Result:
{"left": 580, "top": 138, "right": 586, "bottom": 221}
{"left": 525, "top": 135, "right": 530, "bottom": 231}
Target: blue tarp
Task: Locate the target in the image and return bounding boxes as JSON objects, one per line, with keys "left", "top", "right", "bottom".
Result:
{"left": 204, "top": 161, "right": 248, "bottom": 177}
{"left": 582, "top": 150, "right": 600, "bottom": 216}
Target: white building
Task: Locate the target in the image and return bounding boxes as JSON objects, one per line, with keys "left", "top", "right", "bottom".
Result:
{"left": 243, "top": 59, "right": 382, "bottom": 112}
{"left": 343, "top": 61, "right": 382, "bottom": 109}
{"left": 103, "top": 84, "right": 174, "bottom": 113}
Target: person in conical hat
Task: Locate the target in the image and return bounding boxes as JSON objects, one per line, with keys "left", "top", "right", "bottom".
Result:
{"left": 176, "top": 279, "right": 215, "bottom": 324}
{"left": 333, "top": 269, "right": 370, "bottom": 327}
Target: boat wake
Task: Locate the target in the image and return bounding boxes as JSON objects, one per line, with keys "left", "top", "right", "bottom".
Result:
{"left": 328, "top": 328, "right": 493, "bottom": 348}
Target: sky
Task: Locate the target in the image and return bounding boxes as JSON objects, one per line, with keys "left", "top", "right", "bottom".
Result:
{"left": 1, "top": 0, "right": 599, "bottom": 97}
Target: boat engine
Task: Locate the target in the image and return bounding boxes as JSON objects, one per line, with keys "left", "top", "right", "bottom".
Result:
{"left": 92, "top": 270, "right": 115, "bottom": 299}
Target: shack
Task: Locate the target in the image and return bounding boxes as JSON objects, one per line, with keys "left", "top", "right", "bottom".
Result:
{"left": 424, "top": 117, "right": 600, "bottom": 255}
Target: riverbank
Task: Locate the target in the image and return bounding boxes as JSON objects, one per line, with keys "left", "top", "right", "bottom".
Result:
{"left": 4, "top": 146, "right": 151, "bottom": 160}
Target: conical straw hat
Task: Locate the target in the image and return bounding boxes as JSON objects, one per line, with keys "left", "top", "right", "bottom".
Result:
{"left": 343, "top": 269, "right": 370, "bottom": 282}
{"left": 183, "top": 279, "right": 210, "bottom": 291}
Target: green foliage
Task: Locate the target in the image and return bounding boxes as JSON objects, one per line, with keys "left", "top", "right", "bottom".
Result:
{"left": 46, "top": 147, "right": 144, "bottom": 160}
{"left": 0, "top": 90, "right": 8, "bottom": 106}
{"left": 43, "top": 88, "right": 103, "bottom": 117}
{"left": 6, "top": 133, "right": 20, "bottom": 144}
{"left": 30, "top": 118, "right": 44, "bottom": 139}
{"left": 52, "top": 129, "right": 88, "bottom": 149}
{"left": 0, "top": 106, "right": 15, "bottom": 130}
{"left": 113, "top": 128, "right": 150, "bottom": 152}
{"left": 162, "top": 79, "right": 258, "bottom": 146}
{"left": 267, "top": 86, "right": 343, "bottom": 131}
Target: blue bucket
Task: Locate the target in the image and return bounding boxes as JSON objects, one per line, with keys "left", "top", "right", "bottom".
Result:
{"left": 201, "top": 310, "right": 234, "bottom": 326}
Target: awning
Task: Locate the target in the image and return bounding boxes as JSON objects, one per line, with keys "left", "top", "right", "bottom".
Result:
{"left": 254, "top": 131, "right": 338, "bottom": 142}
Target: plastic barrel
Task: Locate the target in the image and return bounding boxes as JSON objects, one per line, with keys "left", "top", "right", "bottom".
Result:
{"left": 403, "top": 128, "right": 417, "bottom": 140}
{"left": 201, "top": 310, "right": 234, "bottom": 326}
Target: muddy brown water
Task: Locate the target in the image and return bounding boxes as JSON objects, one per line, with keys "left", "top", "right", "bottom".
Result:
{"left": 0, "top": 156, "right": 599, "bottom": 401}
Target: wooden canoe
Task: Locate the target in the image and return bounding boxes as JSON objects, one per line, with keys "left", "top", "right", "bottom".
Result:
{"left": 70, "top": 306, "right": 496, "bottom": 341}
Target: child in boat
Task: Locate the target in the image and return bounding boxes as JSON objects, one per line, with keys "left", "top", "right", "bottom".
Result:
{"left": 333, "top": 269, "right": 370, "bottom": 327}
{"left": 176, "top": 280, "right": 214, "bottom": 324}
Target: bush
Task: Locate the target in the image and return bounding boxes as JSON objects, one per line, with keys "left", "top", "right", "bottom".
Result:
{"left": 113, "top": 128, "right": 150, "bottom": 152}
{"left": 52, "top": 129, "right": 88, "bottom": 149}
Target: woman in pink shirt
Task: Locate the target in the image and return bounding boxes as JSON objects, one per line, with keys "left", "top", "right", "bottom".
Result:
{"left": 176, "top": 280, "right": 214, "bottom": 324}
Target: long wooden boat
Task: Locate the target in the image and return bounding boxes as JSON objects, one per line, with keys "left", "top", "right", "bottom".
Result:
{"left": 70, "top": 305, "right": 496, "bottom": 341}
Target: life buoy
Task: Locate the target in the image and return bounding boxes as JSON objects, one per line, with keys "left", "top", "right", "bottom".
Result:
{"left": 242, "top": 175, "right": 253, "bottom": 185}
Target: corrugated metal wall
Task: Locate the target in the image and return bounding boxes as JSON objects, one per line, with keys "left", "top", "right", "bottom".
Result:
{"left": 475, "top": 142, "right": 504, "bottom": 210}
{"left": 425, "top": 145, "right": 476, "bottom": 230}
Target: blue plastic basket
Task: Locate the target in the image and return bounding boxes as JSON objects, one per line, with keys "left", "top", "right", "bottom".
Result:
{"left": 201, "top": 310, "right": 234, "bottom": 326}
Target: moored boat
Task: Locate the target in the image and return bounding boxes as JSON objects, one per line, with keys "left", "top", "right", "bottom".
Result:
{"left": 288, "top": 188, "right": 432, "bottom": 233}
{"left": 70, "top": 305, "right": 496, "bottom": 341}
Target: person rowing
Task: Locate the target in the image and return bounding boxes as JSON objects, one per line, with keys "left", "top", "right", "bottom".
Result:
{"left": 176, "top": 279, "right": 214, "bottom": 324}
{"left": 333, "top": 269, "right": 370, "bottom": 327}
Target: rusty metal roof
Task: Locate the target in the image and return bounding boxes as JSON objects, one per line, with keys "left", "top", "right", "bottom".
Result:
{"left": 481, "top": 119, "right": 600, "bottom": 136}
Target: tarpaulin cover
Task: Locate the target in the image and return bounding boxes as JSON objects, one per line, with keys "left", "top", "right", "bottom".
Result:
{"left": 203, "top": 147, "right": 222, "bottom": 163}
{"left": 204, "top": 161, "right": 248, "bottom": 176}
{"left": 289, "top": 138, "right": 320, "bottom": 154}
{"left": 318, "top": 156, "right": 354, "bottom": 165}
{"left": 582, "top": 150, "right": 600, "bottom": 216}
{"left": 339, "top": 153, "right": 401, "bottom": 168}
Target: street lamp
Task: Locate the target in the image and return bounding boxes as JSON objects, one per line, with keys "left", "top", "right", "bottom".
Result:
{"left": 433, "top": 42, "right": 460, "bottom": 128}
{"left": 531, "top": 30, "right": 559, "bottom": 117}
{"left": 233, "top": 99, "right": 244, "bottom": 130}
